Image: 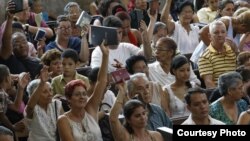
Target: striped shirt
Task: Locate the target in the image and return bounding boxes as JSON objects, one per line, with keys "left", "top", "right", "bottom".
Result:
{"left": 198, "top": 44, "right": 236, "bottom": 84}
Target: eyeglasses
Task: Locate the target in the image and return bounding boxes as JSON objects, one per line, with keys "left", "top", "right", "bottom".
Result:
{"left": 57, "top": 26, "right": 72, "bottom": 31}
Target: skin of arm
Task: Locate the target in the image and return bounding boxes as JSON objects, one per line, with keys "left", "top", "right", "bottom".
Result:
{"left": 57, "top": 115, "right": 75, "bottom": 141}
{"left": 78, "top": 26, "right": 90, "bottom": 64}
{"left": 161, "top": 89, "right": 171, "bottom": 117}
{"left": 140, "top": 20, "right": 152, "bottom": 60}
{"left": 109, "top": 85, "right": 129, "bottom": 141}
{"left": 85, "top": 40, "right": 108, "bottom": 122}
{"left": 160, "top": 0, "right": 175, "bottom": 35}
{"left": 27, "top": 25, "right": 54, "bottom": 38}
{"left": 147, "top": 9, "right": 158, "bottom": 42}
{"left": 0, "top": 2, "right": 14, "bottom": 60}
{"left": 0, "top": 112, "right": 15, "bottom": 131}
{"left": 237, "top": 111, "right": 250, "bottom": 125}
{"left": 202, "top": 74, "right": 216, "bottom": 89}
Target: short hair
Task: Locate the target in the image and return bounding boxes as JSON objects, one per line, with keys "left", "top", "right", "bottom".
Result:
{"left": 115, "top": 11, "right": 131, "bottom": 21}
{"left": 98, "top": 0, "right": 121, "bottom": 17}
{"left": 123, "top": 99, "right": 145, "bottom": 134}
{"left": 235, "top": 10, "right": 250, "bottom": 26}
{"left": 11, "top": 32, "right": 27, "bottom": 44}
{"left": 41, "top": 49, "right": 61, "bottom": 66}
{"left": 233, "top": 7, "right": 249, "bottom": 17}
{"left": 0, "top": 126, "right": 13, "bottom": 137}
{"left": 209, "top": 20, "right": 226, "bottom": 34}
{"left": 156, "top": 37, "right": 177, "bottom": 58}
{"left": 177, "top": 1, "right": 194, "bottom": 14}
{"left": 127, "top": 73, "right": 148, "bottom": 94}
{"left": 218, "top": 71, "right": 242, "bottom": 96}
{"left": 0, "top": 64, "right": 10, "bottom": 84}
{"left": 61, "top": 49, "right": 79, "bottom": 63}
{"left": 125, "top": 55, "right": 147, "bottom": 74}
{"left": 237, "top": 51, "right": 250, "bottom": 66}
{"left": 64, "top": 2, "right": 82, "bottom": 15}
{"left": 236, "top": 68, "right": 250, "bottom": 83}
{"left": 65, "top": 79, "right": 87, "bottom": 99}
{"left": 88, "top": 67, "right": 100, "bottom": 83}
{"left": 56, "top": 15, "right": 70, "bottom": 27}
{"left": 185, "top": 87, "right": 207, "bottom": 105}
{"left": 112, "top": 4, "right": 127, "bottom": 15}
{"left": 26, "top": 79, "right": 51, "bottom": 96}
{"left": 153, "top": 22, "right": 167, "bottom": 35}
{"left": 103, "top": 15, "right": 123, "bottom": 28}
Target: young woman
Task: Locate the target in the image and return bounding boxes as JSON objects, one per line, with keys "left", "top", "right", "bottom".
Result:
{"left": 57, "top": 41, "right": 109, "bottom": 141}
{"left": 109, "top": 84, "right": 164, "bottom": 141}
{"left": 163, "top": 55, "right": 194, "bottom": 118}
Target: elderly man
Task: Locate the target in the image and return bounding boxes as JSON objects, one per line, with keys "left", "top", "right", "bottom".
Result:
{"left": 198, "top": 20, "right": 236, "bottom": 89}
{"left": 182, "top": 87, "right": 225, "bottom": 125}
{"left": 127, "top": 73, "right": 172, "bottom": 130}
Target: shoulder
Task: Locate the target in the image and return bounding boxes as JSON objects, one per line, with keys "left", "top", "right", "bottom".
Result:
{"left": 149, "top": 130, "right": 163, "bottom": 141}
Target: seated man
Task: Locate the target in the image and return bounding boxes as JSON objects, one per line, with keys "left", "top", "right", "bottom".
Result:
{"left": 91, "top": 15, "right": 152, "bottom": 72}
{"left": 182, "top": 87, "right": 225, "bottom": 125}
{"left": 198, "top": 20, "right": 236, "bottom": 89}
{"left": 127, "top": 73, "right": 172, "bottom": 130}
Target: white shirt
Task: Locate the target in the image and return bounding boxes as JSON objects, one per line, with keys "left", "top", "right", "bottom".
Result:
{"left": 91, "top": 42, "right": 141, "bottom": 72}
{"left": 171, "top": 22, "right": 200, "bottom": 54}
{"left": 148, "top": 61, "right": 200, "bottom": 86}
{"left": 182, "top": 114, "right": 226, "bottom": 125}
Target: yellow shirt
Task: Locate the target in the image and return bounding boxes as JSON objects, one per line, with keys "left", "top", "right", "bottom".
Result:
{"left": 197, "top": 7, "right": 217, "bottom": 24}
{"left": 51, "top": 72, "right": 90, "bottom": 96}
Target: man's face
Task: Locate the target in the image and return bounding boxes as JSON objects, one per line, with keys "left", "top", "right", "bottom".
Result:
{"left": 12, "top": 34, "right": 29, "bottom": 58}
{"left": 187, "top": 93, "right": 209, "bottom": 120}
{"left": 210, "top": 24, "right": 227, "bottom": 45}
{"left": 130, "top": 77, "right": 152, "bottom": 103}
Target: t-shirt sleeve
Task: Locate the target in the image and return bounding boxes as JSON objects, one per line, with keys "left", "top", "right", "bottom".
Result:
{"left": 198, "top": 55, "right": 213, "bottom": 76}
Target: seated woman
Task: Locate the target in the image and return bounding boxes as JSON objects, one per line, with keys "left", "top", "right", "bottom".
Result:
{"left": 209, "top": 71, "right": 248, "bottom": 125}
{"left": 163, "top": 55, "right": 194, "bottom": 118}
{"left": 115, "top": 11, "right": 142, "bottom": 47}
{"left": 109, "top": 84, "right": 164, "bottom": 141}
{"left": 57, "top": 40, "right": 109, "bottom": 141}
{"left": 25, "top": 66, "right": 63, "bottom": 141}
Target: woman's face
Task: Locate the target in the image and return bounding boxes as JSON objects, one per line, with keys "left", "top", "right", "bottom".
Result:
{"left": 172, "top": 63, "right": 190, "bottom": 81}
{"left": 68, "top": 6, "right": 81, "bottom": 23}
{"left": 69, "top": 86, "right": 88, "bottom": 108}
{"left": 122, "top": 19, "right": 131, "bottom": 36}
{"left": 49, "top": 58, "right": 62, "bottom": 77}
{"left": 135, "top": 0, "right": 147, "bottom": 10}
{"left": 127, "top": 106, "right": 148, "bottom": 129}
{"left": 39, "top": 83, "right": 53, "bottom": 105}
{"left": 178, "top": 5, "right": 194, "bottom": 25}
{"left": 228, "top": 80, "right": 244, "bottom": 101}
{"left": 208, "top": 0, "right": 219, "bottom": 11}
{"left": 219, "top": 3, "right": 234, "bottom": 17}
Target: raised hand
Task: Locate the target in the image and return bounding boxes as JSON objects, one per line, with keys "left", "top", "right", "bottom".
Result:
{"left": 18, "top": 72, "right": 31, "bottom": 89}
{"left": 139, "top": 20, "right": 147, "bottom": 33}
{"left": 81, "top": 24, "right": 90, "bottom": 37}
{"left": 14, "top": 121, "right": 25, "bottom": 132}
{"left": 40, "top": 65, "right": 49, "bottom": 83}
{"left": 112, "top": 59, "right": 123, "bottom": 69}
{"left": 100, "top": 39, "right": 109, "bottom": 56}
{"left": 6, "top": 0, "right": 16, "bottom": 18}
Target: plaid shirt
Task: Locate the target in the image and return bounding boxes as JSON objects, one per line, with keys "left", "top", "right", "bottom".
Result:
{"left": 0, "top": 90, "right": 12, "bottom": 114}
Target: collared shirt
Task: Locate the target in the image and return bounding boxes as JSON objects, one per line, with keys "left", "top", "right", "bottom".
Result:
{"left": 147, "top": 104, "right": 172, "bottom": 131}
{"left": 197, "top": 7, "right": 217, "bottom": 24}
{"left": 181, "top": 114, "right": 226, "bottom": 125}
{"left": 198, "top": 44, "right": 236, "bottom": 85}
{"left": 148, "top": 61, "right": 200, "bottom": 86}
{"left": 51, "top": 72, "right": 89, "bottom": 96}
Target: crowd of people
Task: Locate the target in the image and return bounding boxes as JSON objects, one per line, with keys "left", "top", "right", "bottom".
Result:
{"left": 0, "top": 0, "right": 250, "bottom": 141}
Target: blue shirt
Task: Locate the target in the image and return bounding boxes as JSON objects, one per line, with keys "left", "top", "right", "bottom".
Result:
{"left": 45, "top": 37, "right": 81, "bottom": 53}
{"left": 147, "top": 104, "right": 173, "bottom": 130}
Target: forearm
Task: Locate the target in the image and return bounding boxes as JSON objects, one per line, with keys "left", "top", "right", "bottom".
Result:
{"left": 160, "top": 0, "right": 172, "bottom": 24}
{"left": 0, "top": 114, "right": 14, "bottom": 131}
{"left": 1, "top": 16, "right": 14, "bottom": 59}
{"left": 79, "top": 36, "right": 89, "bottom": 63}
{"left": 28, "top": 25, "right": 53, "bottom": 38}
{"left": 147, "top": 17, "right": 156, "bottom": 42}
{"left": 141, "top": 31, "right": 152, "bottom": 60}
{"left": 12, "top": 87, "right": 25, "bottom": 112}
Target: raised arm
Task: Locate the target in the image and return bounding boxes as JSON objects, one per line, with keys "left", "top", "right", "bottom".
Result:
{"left": 160, "top": 0, "right": 175, "bottom": 35}
{"left": 0, "top": 1, "right": 14, "bottom": 60}
{"left": 140, "top": 20, "right": 152, "bottom": 60}
{"left": 85, "top": 40, "right": 108, "bottom": 122}
{"left": 79, "top": 25, "right": 90, "bottom": 64}
{"left": 147, "top": 9, "right": 158, "bottom": 42}
{"left": 25, "top": 66, "right": 49, "bottom": 118}
{"left": 109, "top": 84, "right": 129, "bottom": 141}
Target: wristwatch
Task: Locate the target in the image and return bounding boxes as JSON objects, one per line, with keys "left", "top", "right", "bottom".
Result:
{"left": 24, "top": 24, "right": 29, "bottom": 32}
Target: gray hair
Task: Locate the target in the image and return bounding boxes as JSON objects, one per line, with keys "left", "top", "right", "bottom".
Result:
{"left": 64, "top": 2, "right": 82, "bottom": 15}
{"left": 218, "top": 71, "right": 242, "bottom": 96}
{"left": 153, "top": 22, "right": 167, "bottom": 35}
{"left": 127, "top": 73, "right": 149, "bottom": 94}
{"left": 26, "top": 79, "right": 50, "bottom": 96}
{"left": 0, "top": 126, "right": 13, "bottom": 137}
{"left": 209, "top": 20, "right": 226, "bottom": 34}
